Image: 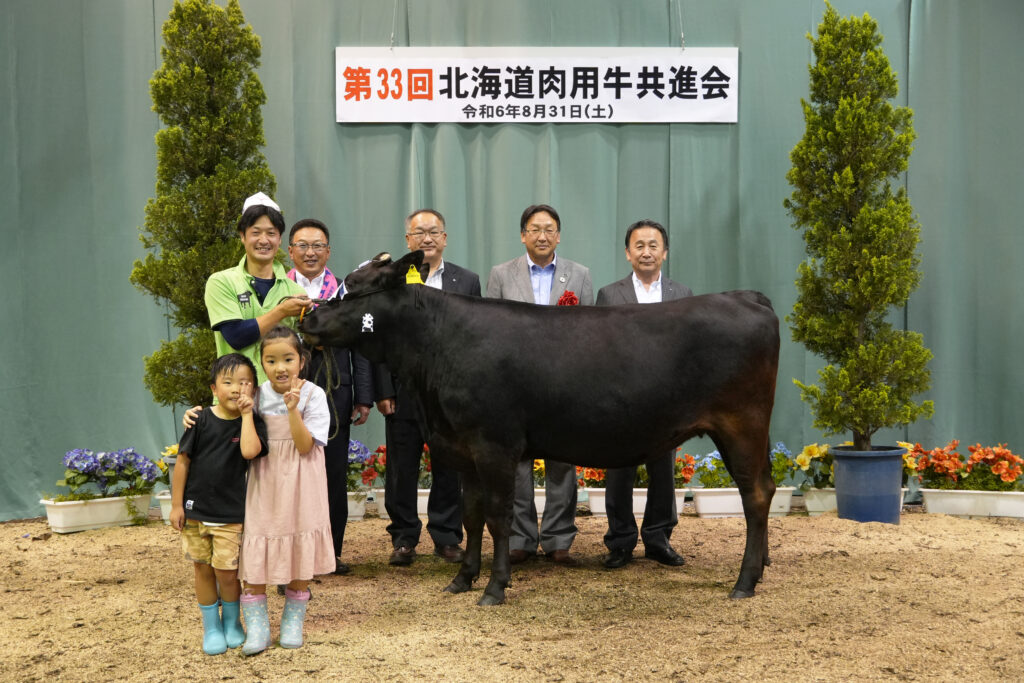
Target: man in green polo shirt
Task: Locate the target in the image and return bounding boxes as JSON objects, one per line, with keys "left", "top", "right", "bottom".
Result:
{"left": 205, "top": 192, "right": 310, "bottom": 384}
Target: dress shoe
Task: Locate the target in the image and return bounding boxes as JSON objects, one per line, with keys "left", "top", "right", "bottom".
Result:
{"left": 644, "top": 545, "right": 686, "bottom": 566}
{"left": 545, "top": 549, "right": 581, "bottom": 567}
{"left": 434, "top": 544, "right": 465, "bottom": 563}
{"left": 334, "top": 561, "right": 351, "bottom": 575}
{"left": 389, "top": 545, "right": 416, "bottom": 566}
{"left": 603, "top": 548, "right": 633, "bottom": 569}
{"left": 509, "top": 549, "right": 534, "bottom": 564}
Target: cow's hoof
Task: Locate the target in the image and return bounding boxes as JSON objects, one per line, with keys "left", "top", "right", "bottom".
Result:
{"left": 477, "top": 593, "right": 506, "bottom": 606}
{"left": 764, "top": 556, "right": 772, "bottom": 567}
{"left": 443, "top": 580, "right": 471, "bottom": 595}
{"left": 728, "top": 587, "right": 756, "bottom": 600}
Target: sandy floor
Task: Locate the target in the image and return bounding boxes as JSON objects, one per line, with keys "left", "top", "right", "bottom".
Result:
{"left": 3, "top": 503, "right": 1023, "bottom": 682}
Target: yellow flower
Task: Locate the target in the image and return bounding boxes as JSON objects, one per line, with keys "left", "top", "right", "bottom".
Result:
{"left": 801, "top": 443, "right": 824, "bottom": 460}
{"left": 795, "top": 452, "right": 812, "bottom": 470}
{"left": 897, "top": 441, "right": 914, "bottom": 450}
{"left": 161, "top": 444, "right": 178, "bottom": 457}
{"left": 157, "top": 460, "right": 169, "bottom": 473}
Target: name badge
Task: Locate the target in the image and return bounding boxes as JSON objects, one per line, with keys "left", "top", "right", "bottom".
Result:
{"left": 237, "top": 292, "right": 251, "bottom": 306}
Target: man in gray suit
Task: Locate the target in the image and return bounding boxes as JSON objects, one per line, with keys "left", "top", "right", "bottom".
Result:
{"left": 598, "top": 219, "right": 690, "bottom": 569}
{"left": 486, "top": 204, "right": 593, "bottom": 567}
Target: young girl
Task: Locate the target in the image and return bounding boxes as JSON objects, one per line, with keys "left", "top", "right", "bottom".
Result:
{"left": 239, "top": 325, "right": 335, "bottom": 655}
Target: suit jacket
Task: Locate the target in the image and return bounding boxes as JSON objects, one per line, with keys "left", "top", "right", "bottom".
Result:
{"left": 486, "top": 253, "right": 594, "bottom": 305}
{"left": 595, "top": 273, "right": 693, "bottom": 306}
{"left": 375, "top": 260, "right": 482, "bottom": 420}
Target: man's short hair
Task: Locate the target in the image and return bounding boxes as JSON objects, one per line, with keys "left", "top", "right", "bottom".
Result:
{"left": 520, "top": 204, "right": 561, "bottom": 233}
{"left": 624, "top": 219, "right": 669, "bottom": 250}
{"left": 209, "top": 353, "right": 258, "bottom": 386}
{"left": 405, "top": 208, "right": 446, "bottom": 231}
{"left": 288, "top": 218, "right": 330, "bottom": 244}
{"left": 237, "top": 204, "right": 285, "bottom": 236}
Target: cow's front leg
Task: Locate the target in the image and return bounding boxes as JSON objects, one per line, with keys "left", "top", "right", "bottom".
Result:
{"left": 478, "top": 471, "right": 515, "bottom": 606}
{"left": 444, "top": 470, "right": 483, "bottom": 595}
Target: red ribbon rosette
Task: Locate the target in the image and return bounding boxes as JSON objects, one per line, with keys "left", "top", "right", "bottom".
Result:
{"left": 557, "top": 290, "right": 579, "bottom": 306}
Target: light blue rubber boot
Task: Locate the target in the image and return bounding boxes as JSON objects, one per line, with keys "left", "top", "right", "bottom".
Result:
{"left": 240, "top": 593, "right": 271, "bottom": 656}
{"left": 220, "top": 600, "right": 245, "bottom": 649}
{"left": 198, "top": 601, "right": 227, "bottom": 655}
{"left": 279, "top": 588, "right": 310, "bottom": 649}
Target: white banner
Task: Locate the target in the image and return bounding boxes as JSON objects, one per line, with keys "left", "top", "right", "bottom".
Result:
{"left": 335, "top": 47, "right": 738, "bottom": 124}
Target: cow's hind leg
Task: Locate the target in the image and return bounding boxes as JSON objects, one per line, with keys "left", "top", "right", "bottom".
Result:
{"left": 717, "top": 429, "right": 774, "bottom": 599}
{"left": 443, "top": 470, "right": 484, "bottom": 595}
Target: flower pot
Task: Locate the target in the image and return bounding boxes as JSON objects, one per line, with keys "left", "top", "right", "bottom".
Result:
{"left": 534, "top": 488, "right": 546, "bottom": 515}
{"left": 369, "top": 488, "right": 388, "bottom": 519}
{"left": 691, "top": 488, "right": 744, "bottom": 518}
{"left": 156, "top": 490, "right": 172, "bottom": 525}
{"left": 417, "top": 488, "right": 430, "bottom": 516}
{"left": 347, "top": 491, "right": 367, "bottom": 521}
{"left": 770, "top": 486, "right": 795, "bottom": 517}
{"left": 585, "top": 487, "right": 606, "bottom": 516}
{"left": 920, "top": 489, "right": 1024, "bottom": 519}
{"left": 803, "top": 488, "right": 838, "bottom": 516}
{"left": 832, "top": 446, "right": 905, "bottom": 525}
{"left": 40, "top": 495, "right": 152, "bottom": 533}
{"left": 632, "top": 488, "right": 649, "bottom": 515}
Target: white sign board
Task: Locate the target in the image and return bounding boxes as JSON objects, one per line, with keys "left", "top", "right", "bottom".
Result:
{"left": 335, "top": 47, "right": 738, "bottom": 124}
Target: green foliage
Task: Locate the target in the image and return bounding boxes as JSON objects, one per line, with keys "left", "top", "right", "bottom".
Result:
{"left": 130, "top": 0, "right": 276, "bottom": 407}
{"left": 785, "top": 3, "right": 933, "bottom": 449}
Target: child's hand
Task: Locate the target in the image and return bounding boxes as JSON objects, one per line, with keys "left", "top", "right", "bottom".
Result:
{"left": 283, "top": 377, "right": 304, "bottom": 411}
{"left": 170, "top": 507, "right": 185, "bottom": 532}
{"left": 237, "top": 383, "right": 254, "bottom": 415}
{"left": 182, "top": 406, "right": 202, "bottom": 429}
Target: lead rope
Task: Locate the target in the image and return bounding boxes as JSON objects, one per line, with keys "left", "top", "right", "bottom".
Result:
{"left": 282, "top": 295, "right": 346, "bottom": 442}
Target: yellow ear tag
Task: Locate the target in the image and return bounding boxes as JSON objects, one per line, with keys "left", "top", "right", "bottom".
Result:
{"left": 406, "top": 264, "right": 425, "bottom": 285}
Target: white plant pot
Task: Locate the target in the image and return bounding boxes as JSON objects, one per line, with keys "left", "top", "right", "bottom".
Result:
{"left": 770, "top": 486, "right": 796, "bottom": 517}
{"left": 534, "top": 488, "right": 546, "bottom": 515}
{"left": 40, "top": 495, "right": 152, "bottom": 533}
{"left": 347, "top": 491, "right": 367, "bottom": 520}
{"left": 632, "top": 488, "right": 649, "bottom": 515}
{"left": 691, "top": 488, "right": 743, "bottom": 518}
{"left": 803, "top": 488, "right": 837, "bottom": 516}
{"left": 417, "top": 488, "right": 430, "bottom": 516}
{"left": 156, "top": 490, "right": 172, "bottom": 525}
{"left": 586, "top": 487, "right": 607, "bottom": 516}
{"left": 920, "top": 489, "right": 1024, "bottom": 519}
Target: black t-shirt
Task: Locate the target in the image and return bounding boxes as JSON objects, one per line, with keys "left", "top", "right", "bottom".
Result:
{"left": 178, "top": 409, "right": 268, "bottom": 524}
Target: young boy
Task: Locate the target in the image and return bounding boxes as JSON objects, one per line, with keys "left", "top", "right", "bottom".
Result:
{"left": 171, "top": 353, "right": 267, "bottom": 655}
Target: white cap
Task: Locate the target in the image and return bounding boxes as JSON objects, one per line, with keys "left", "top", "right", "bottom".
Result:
{"left": 242, "top": 191, "right": 280, "bottom": 213}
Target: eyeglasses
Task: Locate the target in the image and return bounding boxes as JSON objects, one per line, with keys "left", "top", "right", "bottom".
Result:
{"left": 524, "top": 227, "right": 558, "bottom": 236}
{"left": 407, "top": 229, "right": 445, "bottom": 239}
{"left": 290, "top": 242, "right": 328, "bottom": 253}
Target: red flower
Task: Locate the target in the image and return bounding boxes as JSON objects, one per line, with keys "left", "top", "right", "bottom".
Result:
{"left": 557, "top": 290, "right": 579, "bottom": 306}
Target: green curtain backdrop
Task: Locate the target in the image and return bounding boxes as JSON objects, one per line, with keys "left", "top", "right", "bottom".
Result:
{"left": 1, "top": 0, "right": 1020, "bottom": 520}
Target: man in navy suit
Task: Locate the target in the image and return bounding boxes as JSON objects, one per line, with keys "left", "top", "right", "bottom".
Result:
{"left": 597, "top": 219, "right": 690, "bottom": 569}
{"left": 376, "top": 209, "right": 481, "bottom": 566}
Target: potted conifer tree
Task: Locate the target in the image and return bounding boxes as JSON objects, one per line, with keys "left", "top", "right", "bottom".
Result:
{"left": 130, "top": 0, "right": 276, "bottom": 408}
{"left": 785, "top": 4, "right": 934, "bottom": 524}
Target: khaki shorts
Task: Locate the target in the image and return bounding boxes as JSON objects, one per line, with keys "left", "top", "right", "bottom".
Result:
{"left": 181, "top": 521, "right": 243, "bottom": 571}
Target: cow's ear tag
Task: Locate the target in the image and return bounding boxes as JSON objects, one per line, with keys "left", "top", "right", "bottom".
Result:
{"left": 406, "top": 265, "right": 424, "bottom": 285}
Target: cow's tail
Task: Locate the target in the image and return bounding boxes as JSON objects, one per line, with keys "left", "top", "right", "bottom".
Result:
{"left": 726, "top": 289, "right": 774, "bottom": 311}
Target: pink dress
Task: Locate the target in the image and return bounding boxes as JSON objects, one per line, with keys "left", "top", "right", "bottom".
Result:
{"left": 240, "top": 381, "right": 335, "bottom": 585}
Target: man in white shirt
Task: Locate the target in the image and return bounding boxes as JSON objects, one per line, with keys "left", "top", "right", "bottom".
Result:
{"left": 375, "top": 209, "right": 481, "bottom": 567}
{"left": 286, "top": 218, "right": 373, "bottom": 575}
{"left": 596, "top": 219, "right": 691, "bottom": 569}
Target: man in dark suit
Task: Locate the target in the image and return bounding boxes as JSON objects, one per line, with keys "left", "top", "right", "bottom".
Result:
{"left": 286, "top": 218, "right": 374, "bottom": 576}
{"left": 376, "top": 209, "right": 481, "bottom": 566}
{"left": 597, "top": 219, "right": 690, "bottom": 569}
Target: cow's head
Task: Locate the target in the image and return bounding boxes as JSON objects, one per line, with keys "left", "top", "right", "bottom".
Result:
{"left": 298, "top": 250, "right": 427, "bottom": 350}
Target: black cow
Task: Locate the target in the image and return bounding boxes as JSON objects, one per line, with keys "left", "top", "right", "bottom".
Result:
{"left": 301, "top": 251, "right": 780, "bottom": 605}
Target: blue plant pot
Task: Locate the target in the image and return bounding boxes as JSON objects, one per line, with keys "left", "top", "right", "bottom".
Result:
{"left": 832, "top": 446, "right": 905, "bottom": 525}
